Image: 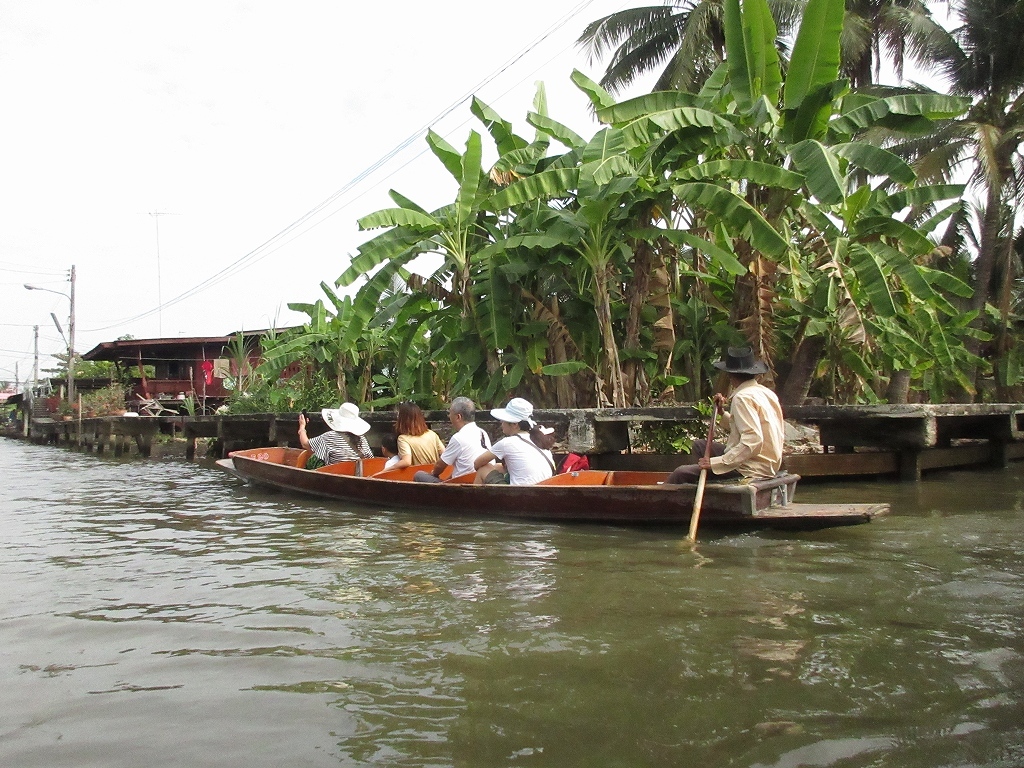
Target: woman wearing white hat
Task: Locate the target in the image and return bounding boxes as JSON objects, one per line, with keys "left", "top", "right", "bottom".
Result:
{"left": 473, "top": 397, "right": 555, "bottom": 485}
{"left": 298, "top": 403, "right": 374, "bottom": 469}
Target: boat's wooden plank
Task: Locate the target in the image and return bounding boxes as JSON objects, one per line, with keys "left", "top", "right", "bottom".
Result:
{"left": 752, "top": 503, "right": 889, "bottom": 519}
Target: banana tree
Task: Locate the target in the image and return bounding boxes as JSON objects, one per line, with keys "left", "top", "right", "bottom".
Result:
{"left": 335, "top": 129, "right": 502, "bottom": 380}
{"left": 585, "top": 0, "right": 971, "bottom": 402}
{"left": 257, "top": 283, "right": 360, "bottom": 399}
{"left": 487, "top": 120, "right": 650, "bottom": 407}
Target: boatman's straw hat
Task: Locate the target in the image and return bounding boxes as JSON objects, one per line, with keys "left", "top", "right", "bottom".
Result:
{"left": 713, "top": 347, "right": 769, "bottom": 375}
{"left": 490, "top": 397, "right": 535, "bottom": 426}
{"left": 321, "top": 403, "right": 371, "bottom": 435}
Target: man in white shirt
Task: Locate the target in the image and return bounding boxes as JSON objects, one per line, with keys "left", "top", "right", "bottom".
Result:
{"left": 667, "top": 347, "right": 785, "bottom": 484}
{"left": 414, "top": 397, "right": 492, "bottom": 482}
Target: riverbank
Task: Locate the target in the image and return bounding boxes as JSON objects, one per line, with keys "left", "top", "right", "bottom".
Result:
{"left": 9, "top": 402, "right": 1024, "bottom": 482}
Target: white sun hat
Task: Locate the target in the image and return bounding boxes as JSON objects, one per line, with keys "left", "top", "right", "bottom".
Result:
{"left": 490, "top": 397, "right": 535, "bottom": 426}
{"left": 321, "top": 402, "right": 370, "bottom": 435}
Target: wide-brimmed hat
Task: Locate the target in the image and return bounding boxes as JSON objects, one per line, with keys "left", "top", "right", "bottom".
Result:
{"left": 321, "top": 403, "right": 370, "bottom": 435}
{"left": 713, "top": 347, "right": 768, "bottom": 375}
{"left": 490, "top": 397, "right": 535, "bottom": 426}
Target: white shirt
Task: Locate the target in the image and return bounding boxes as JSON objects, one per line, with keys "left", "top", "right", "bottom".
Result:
{"left": 490, "top": 433, "right": 554, "bottom": 485}
{"left": 710, "top": 379, "right": 785, "bottom": 479}
{"left": 440, "top": 422, "right": 492, "bottom": 478}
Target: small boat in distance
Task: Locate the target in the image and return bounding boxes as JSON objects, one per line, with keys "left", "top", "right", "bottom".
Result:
{"left": 220, "top": 447, "right": 889, "bottom": 529}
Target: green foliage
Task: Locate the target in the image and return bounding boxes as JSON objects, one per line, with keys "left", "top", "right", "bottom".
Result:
{"left": 240, "top": 0, "right": 1017, "bottom": 410}
{"left": 632, "top": 402, "right": 714, "bottom": 454}
{"left": 78, "top": 385, "right": 127, "bottom": 417}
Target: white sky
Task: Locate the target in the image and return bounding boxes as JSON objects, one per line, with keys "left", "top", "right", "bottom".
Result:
{"left": 0, "top": 0, "right": 650, "bottom": 382}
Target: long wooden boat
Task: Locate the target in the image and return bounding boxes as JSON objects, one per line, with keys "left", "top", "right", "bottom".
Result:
{"left": 220, "top": 447, "right": 889, "bottom": 528}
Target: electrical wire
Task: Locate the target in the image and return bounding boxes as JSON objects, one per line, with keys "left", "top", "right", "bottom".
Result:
{"left": 0, "top": 261, "right": 68, "bottom": 276}
{"left": 82, "top": 0, "right": 600, "bottom": 333}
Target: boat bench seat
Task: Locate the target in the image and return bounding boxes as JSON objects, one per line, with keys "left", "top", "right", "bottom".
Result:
{"left": 315, "top": 457, "right": 390, "bottom": 476}
{"left": 370, "top": 463, "right": 455, "bottom": 482}
{"left": 537, "top": 470, "right": 611, "bottom": 486}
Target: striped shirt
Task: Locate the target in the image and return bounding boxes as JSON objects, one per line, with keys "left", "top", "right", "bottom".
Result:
{"left": 309, "top": 431, "right": 374, "bottom": 465}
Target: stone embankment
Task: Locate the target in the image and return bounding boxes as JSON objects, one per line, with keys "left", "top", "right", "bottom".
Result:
{"left": 13, "top": 404, "right": 1024, "bottom": 482}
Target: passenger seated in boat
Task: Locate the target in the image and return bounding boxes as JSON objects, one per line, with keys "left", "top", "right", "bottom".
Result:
{"left": 666, "top": 347, "right": 784, "bottom": 484}
{"left": 298, "top": 403, "right": 374, "bottom": 469}
{"left": 473, "top": 398, "right": 556, "bottom": 485}
{"left": 390, "top": 401, "right": 445, "bottom": 471}
{"left": 380, "top": 432, "right": 401, "bottom": 470}
{"left": 414, "top": 396, "right": 492, "bottom": 483}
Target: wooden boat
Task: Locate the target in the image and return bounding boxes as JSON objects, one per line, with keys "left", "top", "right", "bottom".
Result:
{"left": 220, "top": 447, "right": 889, "bottom": 528}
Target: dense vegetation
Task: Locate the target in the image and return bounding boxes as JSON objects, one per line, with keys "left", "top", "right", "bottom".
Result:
{"left": 237, "top": 0, "right": 1022, "bottom": 413}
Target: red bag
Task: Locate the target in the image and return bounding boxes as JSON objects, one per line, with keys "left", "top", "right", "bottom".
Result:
{"left": 560, "top": 453, "right": 590, "bottom": 473}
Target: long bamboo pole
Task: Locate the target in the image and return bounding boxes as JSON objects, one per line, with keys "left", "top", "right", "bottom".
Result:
{"left": 686, "top": 401, "right": 721, "bottom": 543}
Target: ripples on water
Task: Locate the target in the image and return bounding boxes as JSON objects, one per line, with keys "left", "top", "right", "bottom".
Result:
{"left": 1, "top": 439, "right": 1022, "bottom": 767}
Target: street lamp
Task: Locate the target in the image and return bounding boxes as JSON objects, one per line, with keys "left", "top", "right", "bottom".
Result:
{"left": 24, "top": 264, "right": 76, "bottom": 403}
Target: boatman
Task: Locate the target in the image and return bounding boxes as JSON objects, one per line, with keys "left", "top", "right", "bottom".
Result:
{"left": 666, "top": 347, "right": 785, "bottom": 484}
{"left": 414, "top": 397, "right": 492, "bottom": 483}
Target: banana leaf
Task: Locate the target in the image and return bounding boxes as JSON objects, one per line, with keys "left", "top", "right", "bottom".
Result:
{"left": 790, "top": 140, "right": 844, "bottom": 205}
{"left": 597, "top": 91, "right": 699, "bottom": 124}
{"left": 358, "top": 208, "right": 438, "bottom": 231}
{"left": 828, "top": 94, "right": 970, "bottom": 139}
{"left": 526, "top": 112, "right": 586, "bottom": 150}
{"left": 471, "top": 97, "right": 528, "bottom": 156}
{"left": 832, "top": 142, "right": 916, "bottom": 184}
{"left": 630, "top": 227, "right": 747, "bottom": 276}
{"left": 571, "top": 69, "right": 616, "bottom": 111}
{"left": 783, "top": 0, "right": 844, "bottom": 111}
{"left": 847, "top": 242, "right": 897, "bottom": 317}
{"left": 674, "top": 182, "right": 789, "bottom": 256}
{"left": 674, "top": 160, "right": 804, "bottom": 190}
{"left": 488, "top": 167, "right": 579, "bottom": 209}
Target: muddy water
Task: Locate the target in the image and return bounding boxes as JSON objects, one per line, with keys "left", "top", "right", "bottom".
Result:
{"left": 1, "top": 438, "right": 1021, "bottom": 767}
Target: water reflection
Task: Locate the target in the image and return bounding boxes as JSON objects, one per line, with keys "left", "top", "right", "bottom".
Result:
{"left": 1, "top": 439, "right": 1023, "bottom": 766}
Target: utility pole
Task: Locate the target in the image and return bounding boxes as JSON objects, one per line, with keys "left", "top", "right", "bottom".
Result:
{"left": 24, "top": 266, "right": 75, "bottom": 404}
{"left": 149, "top": 211, "right": 179, "bottom": 337}
{"left": 68, "top": 264, "right": 76, "bottom": 403}
{"left": 32, "top": 325, "right": 39, "bottom": 388}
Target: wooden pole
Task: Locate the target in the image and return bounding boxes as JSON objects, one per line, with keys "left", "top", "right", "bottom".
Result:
{"left": 686, "top": 401, "right": 720, "bottom": 543}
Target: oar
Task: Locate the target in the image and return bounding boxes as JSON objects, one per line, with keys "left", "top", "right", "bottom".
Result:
{"left": 686, "top": 400, "right": 721, "bottom": 544}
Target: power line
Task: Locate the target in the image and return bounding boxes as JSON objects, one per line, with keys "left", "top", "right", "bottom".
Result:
{"left": 81, "top": 0, "right": 600, "bottom": 334}
{"left": 0, "top": 261, "right": 68, "bottom": 276}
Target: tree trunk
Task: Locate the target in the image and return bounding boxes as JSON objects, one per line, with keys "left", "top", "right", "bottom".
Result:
{"left": 960, "top": 186, "right": 1006, "bottom": 402}
{"left": 595, "top": 274, "right": 626, "bottom": 408}
{"left": 622, "top": 241, "right": 652, "bottom": 406}
{"left": 777, "top": 335, "right": 825, "bottom": 405}
{"left": 885, "top": 369, "right": 911, "bottom": 404}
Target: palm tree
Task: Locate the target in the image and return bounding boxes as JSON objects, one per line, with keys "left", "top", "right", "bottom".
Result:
{"left": 841, "top": 0, "right": 950, "bottom": 87}
{"left": 578, "top": 0, "right": 945, "bottom": 95}
{"left": 578, "top": 3, "right": 723, "bottom": 94}
{"left": 906, "top": 0, "right": 1024, "bottom": 397}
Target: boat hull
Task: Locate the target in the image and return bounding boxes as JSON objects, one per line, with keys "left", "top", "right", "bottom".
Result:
{"left": 223, "top": 447, "right": 888, "bottom": 528}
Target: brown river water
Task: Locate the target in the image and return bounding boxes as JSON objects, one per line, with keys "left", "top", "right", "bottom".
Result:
{"left": 1, "top": 437, "right": 1022, "bottom": 767}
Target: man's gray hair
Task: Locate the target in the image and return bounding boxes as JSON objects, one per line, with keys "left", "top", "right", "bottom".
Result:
{"left": 450, "top": 396, "right": 476, "bottom": 421}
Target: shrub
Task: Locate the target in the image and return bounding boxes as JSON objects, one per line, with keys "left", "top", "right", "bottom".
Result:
{"left": 79, "top": 385, "right": 128, "bottom": 417}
